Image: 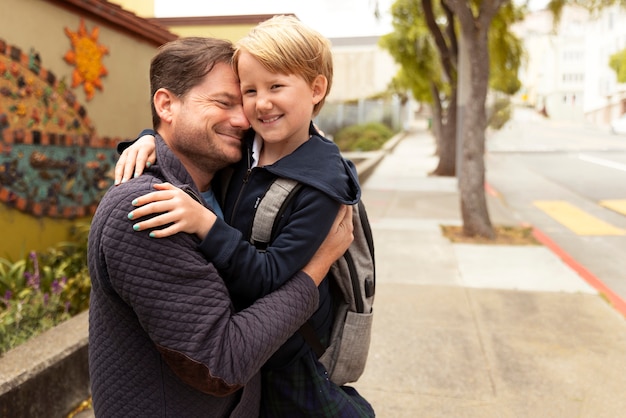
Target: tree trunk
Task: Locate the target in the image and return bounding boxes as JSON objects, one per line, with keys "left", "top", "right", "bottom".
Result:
{"left": 431, "top": 87, "right": 457, "bottom": 177}
{"left": 458, "top": 27, "right": 494, "bottom": 238}
{"left": 430, "top": 83, "right": 443, "bottom": 156}
{"left": 422, "top": 0, "right": 458, "bottom": 177}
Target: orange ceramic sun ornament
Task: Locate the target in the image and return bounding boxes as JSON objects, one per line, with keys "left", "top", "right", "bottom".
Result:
{"left": 63, "top": 19, "right": 109, "bottom": 101}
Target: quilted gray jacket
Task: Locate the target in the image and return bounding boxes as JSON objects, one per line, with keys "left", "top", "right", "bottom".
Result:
{"left": 88, "top": 136, "right": 320, "bottom": 417}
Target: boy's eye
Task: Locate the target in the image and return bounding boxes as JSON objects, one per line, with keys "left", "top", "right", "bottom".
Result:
{"left": 243, "top": 89, "right": 256, "bottom": 95}
{"left": 271, "top": 84, "right": 282, "bottom": 90}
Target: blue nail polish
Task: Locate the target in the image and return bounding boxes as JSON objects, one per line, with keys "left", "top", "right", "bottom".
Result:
{"left": 132, "top": 199, "right": 138, "bottom": 206}
{"left": 149, "top": 232, "right": 155, "bottom": 238}
{"left": 133, "top": 224, "right": 140, "bottom": 231}
{"left": 127, "top": 212, "right": 133, "bottom": 220}
{"left": 134, "top": 172, "right": 139, "bottom": 178}
{"left": 146, "top": 161, "right": 152, "bottom": 168}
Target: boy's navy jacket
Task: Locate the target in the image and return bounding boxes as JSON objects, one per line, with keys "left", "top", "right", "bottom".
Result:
{"left": 88, "top": 136, "right": 321, "bottom": 417}
{"left": 200, "top": 123, "right": 362, "bottom": 369}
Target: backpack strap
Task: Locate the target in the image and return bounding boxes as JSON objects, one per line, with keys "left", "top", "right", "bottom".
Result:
{"left": 251, "top": 177, "right": 301, "bottom": 247}
{"left": 251, "top": 177, "right": 330, "bottom": 357}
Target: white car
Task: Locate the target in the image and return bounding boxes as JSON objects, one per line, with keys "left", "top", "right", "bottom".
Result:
{"left": 610, "top": 114, "right": 626, "bottom": 135}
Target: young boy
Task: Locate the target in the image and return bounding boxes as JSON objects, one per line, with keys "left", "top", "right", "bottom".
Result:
{"left": 120, "top": 16, "right": 374, "bottom": 417}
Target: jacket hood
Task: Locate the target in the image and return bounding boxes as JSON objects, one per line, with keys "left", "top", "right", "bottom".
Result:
{"left": 248, "top": 125, "right": 361, "bottom": 205}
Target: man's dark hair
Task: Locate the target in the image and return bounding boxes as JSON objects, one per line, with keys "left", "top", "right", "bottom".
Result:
{"left": 150, "top": 37, "right": 235, "bottom": 129}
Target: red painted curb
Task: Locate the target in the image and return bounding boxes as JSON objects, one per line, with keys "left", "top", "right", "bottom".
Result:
{"left": 484, "top": 182, "right": 499, "bottom": 197}
{"left": 484, "top": 181, "right": 626, "bottom": 316}
{"left": 531, "top": 227, "right": 626, "bottom": 317}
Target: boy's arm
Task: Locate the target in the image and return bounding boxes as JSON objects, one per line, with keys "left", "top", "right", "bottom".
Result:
{"left": 199, "top": 187, "right": 339, "bottom": 306}
{"left": 115, "top": 130, "right": 157, "bottom": 185}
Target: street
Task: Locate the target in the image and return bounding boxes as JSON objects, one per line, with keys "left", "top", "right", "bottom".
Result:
{"left": 486, "top": 106, "right": 626, "bottom": 306}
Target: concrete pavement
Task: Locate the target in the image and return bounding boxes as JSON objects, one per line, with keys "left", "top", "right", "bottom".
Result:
{"left": 352, "top": 122, "right": 626, "bottom": 417}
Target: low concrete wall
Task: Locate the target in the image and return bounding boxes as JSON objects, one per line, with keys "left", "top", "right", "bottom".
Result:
{"left": 344, "top": 130, "right": 407, "bottom": 184}
{"left": 0, "top": 311, "right": 89, "bottom": 418}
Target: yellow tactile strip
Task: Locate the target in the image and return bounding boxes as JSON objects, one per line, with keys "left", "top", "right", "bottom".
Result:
{"left": 599, "top": 199, "right": 626, "bottom": 217}
{"left": 534, "top": 200, "right": 625, "bottom": 236}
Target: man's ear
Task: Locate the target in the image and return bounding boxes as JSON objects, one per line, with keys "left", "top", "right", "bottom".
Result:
{"left": 153, "top": 88, "right": 176, "bottom": 124}
{"left": 311, "top": 75, "right": 328, "bottom": 105}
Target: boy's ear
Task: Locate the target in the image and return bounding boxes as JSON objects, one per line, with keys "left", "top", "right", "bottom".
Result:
{"left": 311, "top": 75, "right": 328, "bottom": 105}
{"left": 153, "top": 88, "right": 177, "bottom": 124}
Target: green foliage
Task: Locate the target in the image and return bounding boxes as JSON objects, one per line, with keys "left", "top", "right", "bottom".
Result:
{"left": 488, "top": 96, "right": 513, "bottom": 130}
{"left": 380, "top": 0, "right": 524, "bottom": 101}
{"left": 489, "top": 2, "right": 525, "bottom": 95}
{"left": 379, "top": 0, "right": 443, "bottom": 103}
{"left": 0, "top": 223, "right": 91, "bottom": 355}
{"left": 334, "top": 122, "right": 395, "bottom": 152}
{"left": 609, "top": 49, "right": 626, "bottom": 83}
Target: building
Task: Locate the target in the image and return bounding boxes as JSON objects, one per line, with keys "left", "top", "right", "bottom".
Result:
{"left": 514, "top": 4, "right": 626, "bottom": 125}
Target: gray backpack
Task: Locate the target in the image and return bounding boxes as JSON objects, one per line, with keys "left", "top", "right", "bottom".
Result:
{"left": 251, "top": 177, "right": 376, "bottom": 386}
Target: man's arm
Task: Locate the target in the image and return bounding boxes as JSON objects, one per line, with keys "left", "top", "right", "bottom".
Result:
{"left": 95, "top": 182, "right": 351, "bottom": 395}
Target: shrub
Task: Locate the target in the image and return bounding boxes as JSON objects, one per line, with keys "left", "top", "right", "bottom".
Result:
{"left": 0, "top": 223, "right": 90, "bottom": 355}
{"left": 488, "top": 96, "right": 513, "bottom": 130}
{"left": 333, "top": 122, "right": 395, "bottom": 152}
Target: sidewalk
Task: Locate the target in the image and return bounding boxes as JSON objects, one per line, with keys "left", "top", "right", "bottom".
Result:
{"left": 352, "top": 123, "right": 626, "bottom": 417}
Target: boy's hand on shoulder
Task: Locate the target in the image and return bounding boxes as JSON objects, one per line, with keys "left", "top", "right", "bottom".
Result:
{"left": 302, "top": 205, "right": 353, "bottom": 285}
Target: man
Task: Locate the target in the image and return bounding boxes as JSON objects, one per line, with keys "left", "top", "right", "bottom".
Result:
{"left": 87, "top": 37, "right": 353, "bottom": 417}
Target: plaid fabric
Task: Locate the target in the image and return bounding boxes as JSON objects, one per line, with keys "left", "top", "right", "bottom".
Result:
{"left": 260, "top": 349, "right": 375, "bottom": 417}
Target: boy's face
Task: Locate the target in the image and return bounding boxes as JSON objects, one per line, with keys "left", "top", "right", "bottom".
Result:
{"left": 237, "top": 51, "right": 326, "bottom": 149}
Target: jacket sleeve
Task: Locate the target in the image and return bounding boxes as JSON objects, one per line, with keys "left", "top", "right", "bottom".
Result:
{"left": 98, "top": 182, "right": 319, "bottom": 395}
{"left": 198, "top": 187, "right": 340, "bottom": 306}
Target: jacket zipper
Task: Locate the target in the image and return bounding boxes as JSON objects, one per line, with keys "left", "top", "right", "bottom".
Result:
{"left": 183, "top": 187, "right": 202, "bottom": 204}
{"left": 229, "top": 146, "right": 254, "bottom": 225}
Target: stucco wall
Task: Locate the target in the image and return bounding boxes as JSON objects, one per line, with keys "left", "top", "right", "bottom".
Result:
{"left": 167, "top": 24, "right": 256, "bottom": 42}
{"left": 1, "top": 0, "right": 156, "bottom": 139}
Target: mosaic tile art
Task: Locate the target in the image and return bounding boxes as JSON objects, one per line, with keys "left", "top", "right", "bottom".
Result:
{"left": 0, "top": 37, "right": 120, "bottom": 218}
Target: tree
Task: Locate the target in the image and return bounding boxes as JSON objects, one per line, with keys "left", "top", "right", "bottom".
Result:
{"left": 609, "top": 48, "right": 626, "bottom": 82}
{"left": 381, "top": 0, "right": 459, "bottom": 176}
{"left": 380, "top": 0, "right": 523, "bottom": 238}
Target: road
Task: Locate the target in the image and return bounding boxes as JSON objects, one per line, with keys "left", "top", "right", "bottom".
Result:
{"left": 485, "top": 106, "right": 626, "bottom": 307}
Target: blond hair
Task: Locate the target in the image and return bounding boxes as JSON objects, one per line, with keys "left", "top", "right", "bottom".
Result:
{"left": 233, "top": 15, "right": 333, "bottom": 116}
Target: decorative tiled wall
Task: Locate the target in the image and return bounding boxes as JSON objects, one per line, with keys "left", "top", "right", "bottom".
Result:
{"left": 0, "top": 38, "right": 121, "bottom": 219}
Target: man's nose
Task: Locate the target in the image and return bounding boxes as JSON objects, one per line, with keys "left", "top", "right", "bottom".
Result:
{"left": 231, "top": 106, "right": 249, "bottom": 129}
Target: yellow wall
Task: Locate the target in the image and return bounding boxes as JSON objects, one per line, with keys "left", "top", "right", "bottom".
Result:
{"left": 109, "top": 0, "right": 154, "bottom": 18}
{"left": 166, "top": 25, "right": 257, "bottom": 42}
{"left": 0, "top": 205, "right": 91, "bottom": 262}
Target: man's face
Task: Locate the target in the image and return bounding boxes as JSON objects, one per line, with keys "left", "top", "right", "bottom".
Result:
{"left": 170, "top": 62, "right": 249, "bottom": 173}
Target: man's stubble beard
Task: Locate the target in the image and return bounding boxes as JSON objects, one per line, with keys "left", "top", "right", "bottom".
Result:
{"left": 172, "top": 124, "right": 237, "bottom": 174}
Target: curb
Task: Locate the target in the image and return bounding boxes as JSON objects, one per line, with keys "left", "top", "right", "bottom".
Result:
{"left": 486, "top": 181, "right": 626, "bottom": 317}
{"left": 532, "top": 227, "right": 626, "bottom": 317}
{"left": 345, "top": 130, "right": 408, "bottom": 183}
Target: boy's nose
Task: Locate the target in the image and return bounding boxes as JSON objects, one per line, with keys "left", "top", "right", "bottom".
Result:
{"left": 257, "top": 96, "right": 273, "bottom": 110}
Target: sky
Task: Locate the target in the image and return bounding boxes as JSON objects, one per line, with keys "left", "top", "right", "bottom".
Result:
{"left": 153, "top": 0, "right": 394, "bottom": 38}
